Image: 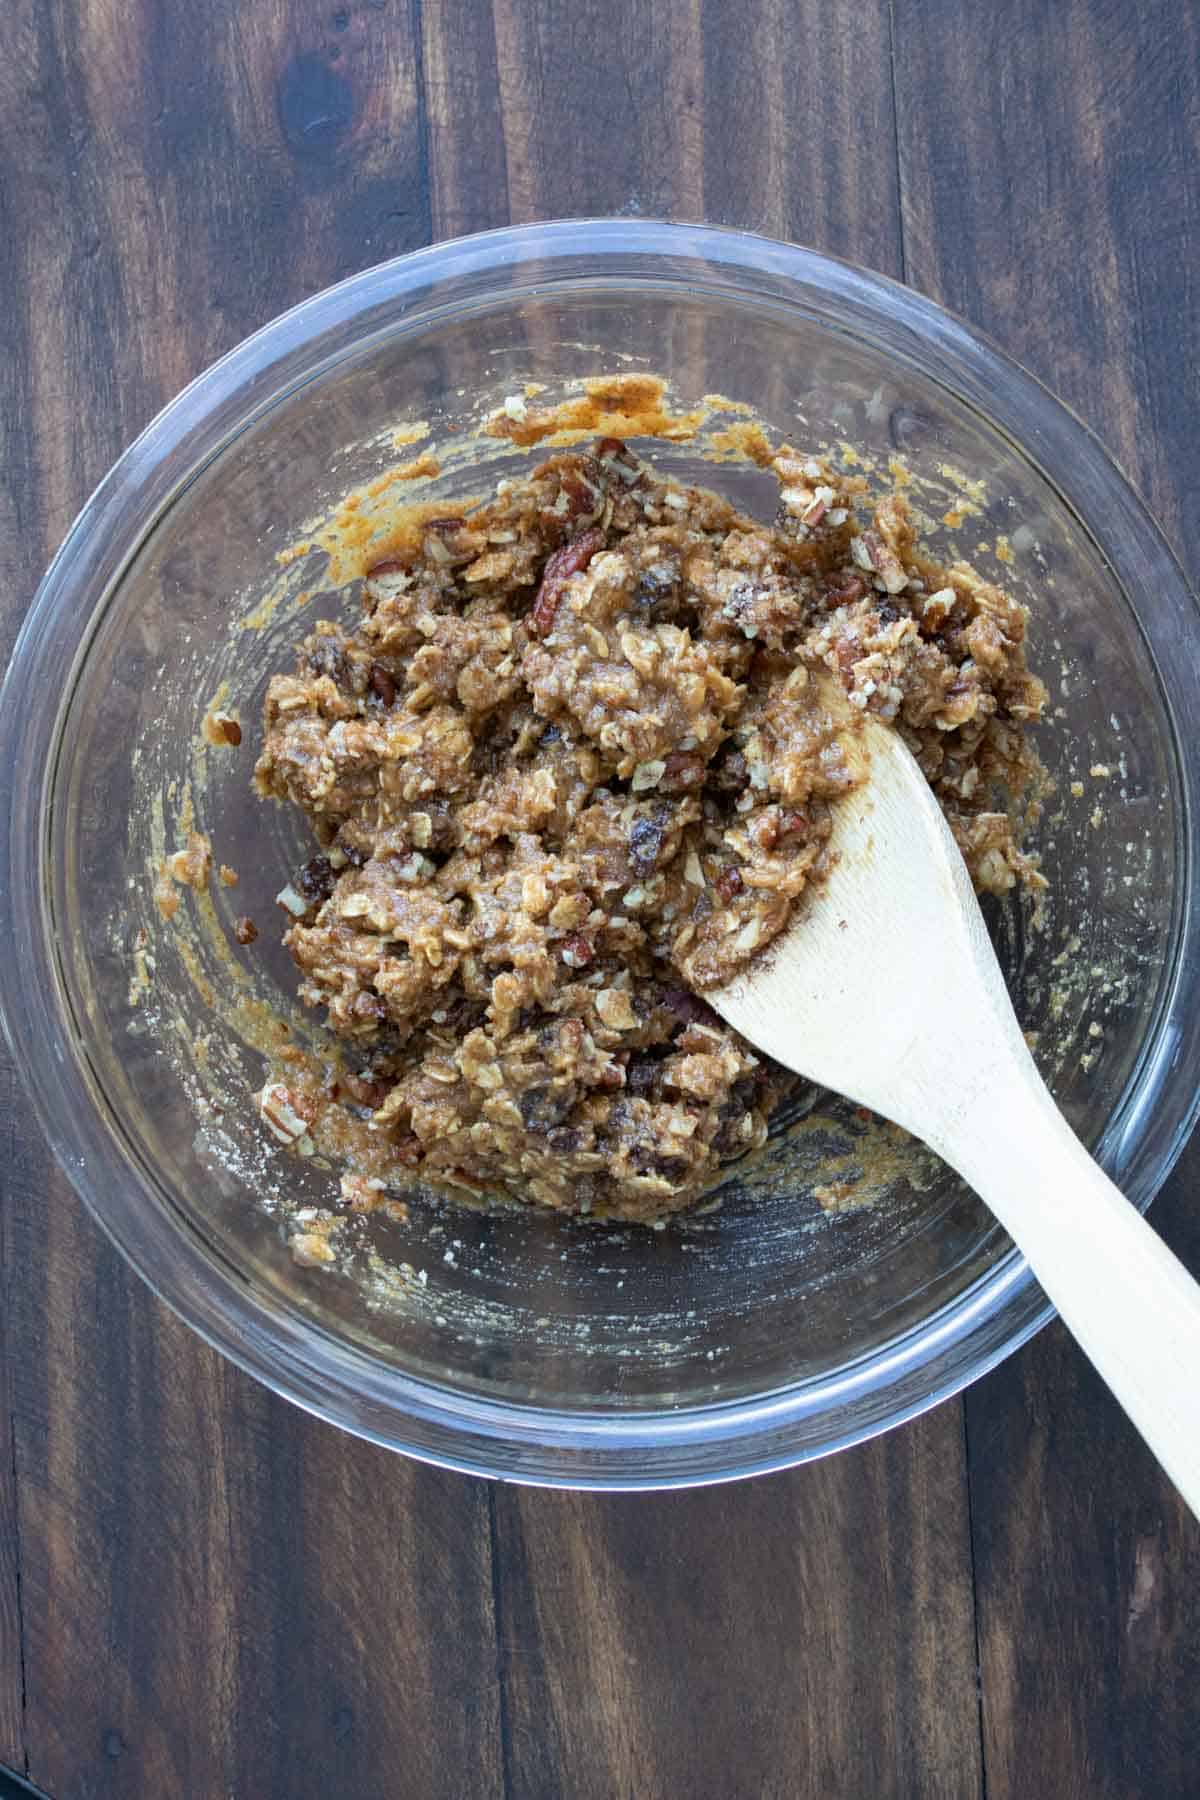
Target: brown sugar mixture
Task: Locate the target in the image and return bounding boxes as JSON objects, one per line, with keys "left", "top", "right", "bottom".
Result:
{"left": 254, "top": 439, "right": 1046, "bottom": 1222}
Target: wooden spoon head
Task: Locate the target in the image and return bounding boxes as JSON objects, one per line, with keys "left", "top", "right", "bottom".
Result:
{"left": 711, "top": 709, "right": 1031, "bottom": 1135}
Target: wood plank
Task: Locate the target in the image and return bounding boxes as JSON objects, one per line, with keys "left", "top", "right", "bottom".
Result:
{"left": 494, "top": 1410, "right": 982, "bottom": 1800}
{"left": 420, "top": 8, "right": 982, "bottom": 1797}
{"left": 423, "top": 0, "right": 902, "bottom": 268}
{"left": 0, "top": 3, "right": 501, "bottom": 1796}
{"left": 892, "top": 0, "right": 1200, "bottom": 571}
{"left": 0, "top": 1075, "right": 31, "bottom": 1776}
{"left": 10, "top": 1234, "right": 502, "bottom": 1799}
{"left": 963, "top": 1140, "right": 1200, "bottom": 1800}
{"left": 894, "top": 3, "right": 1200, "bottom": 1793}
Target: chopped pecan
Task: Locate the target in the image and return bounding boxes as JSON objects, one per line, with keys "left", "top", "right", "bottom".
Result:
{"left": 858, "top": 530, "right": 908, "bottom": 595}
{"left": 825, "top": 574, "right": 865, "bottom": 607}
{"left": 558, "top": 461, "right": 605, "bottom": 523}
{"left": 257, "top": 1082, "right": 313, "bottom": 1146}
{"left": 529, "top": 527, "right": 606, "bottom": 637}
{"left": 559, "top": 932, "right": 594, "bottom": 969}
{"left": 342, "top": 1069, "right": 391, "bottom": 1109}
{"left": 595, "top": 437, "right": 643, "bottom": 482}
{"left": 658, "top": 751, "right": 705, "bottom": 793}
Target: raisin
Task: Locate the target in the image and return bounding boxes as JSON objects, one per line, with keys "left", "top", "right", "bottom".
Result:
{"left": 364, "top": 1029, "right": 404, "bottom": 1068}
{"left": 626, "top": 1055, "right": 661, "bottom": 1096}
{"left": 297, "top": 856, "right": 336, "bottom": 907}
{"left": 351, "top": 992, "right": 388, "bottom": 1026}
{"left": 716, "top": 865, "right": 743, "bottom": 902}
{"left": 634, "top": 560, "right": 680, "bottom": 617}
{"left": 307, "top": 638, "right": 348, "bottom": 686}
{"left": 529, "top": 526, "right": 606, "bottom": 636}
{"left": 629, "top": 815, "right": 665, "bottom": 875}
{"left": 707, "top": 748, "right": 747, "bottom": 794}
{"left": 369, "top": 662, "right": 397, "bottom": 706}
{"left": 713, "top": 1077, "right": 760, "bottom": 1157}
{"left": 660, "top": 988, "right": 720, "bottom": 1031}
{"left": 519, "top": 1086, "right": 573, "bottom": 1132}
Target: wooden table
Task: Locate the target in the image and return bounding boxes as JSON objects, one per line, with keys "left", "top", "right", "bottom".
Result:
{"left": 2, "top": 3, "right": 1198, "bottom": 1795}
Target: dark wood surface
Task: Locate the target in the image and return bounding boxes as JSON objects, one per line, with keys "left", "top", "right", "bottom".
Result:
{"left": 1, "top": 1, "right": 1197, "bottom": 1795}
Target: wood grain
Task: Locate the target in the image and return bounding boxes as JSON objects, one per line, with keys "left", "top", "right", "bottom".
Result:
{"left": 418, "top": 10, "right": 981, "bottom": 1798}
{"left": 893, "top": 0, "right": 1200, "bottom": 571}
{"left": 10, "top": 1265, "right": 500, "bottom": 1798}
{"left": 422, "top": 0, "right": 902, "bottom": 269}
{"left": 0, "top": 5, "right": 500, "bottom": 1796}
{"left": 894, "top": 2, "right": 1200, "bottom": 1793}
{"left": 492, "top": 1415, "right": 983, "bottom": 1800}
{"left": 0, "top": 1079, "right": 28, "bottom": 1775}
{"left": 964, "top": 1131, "right": 1200, "bottom": 1800}
{"left": 0, "top": 0, "right": 1198, "bottom": 1794}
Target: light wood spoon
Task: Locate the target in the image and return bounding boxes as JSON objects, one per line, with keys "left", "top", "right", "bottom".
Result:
{"left": 713, "top": 703, "right": 1200, "bottom": 1516}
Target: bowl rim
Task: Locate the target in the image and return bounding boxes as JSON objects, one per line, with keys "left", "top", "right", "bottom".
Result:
{"left": 2, "top": 217, "right": 1197, "bottom": 1488}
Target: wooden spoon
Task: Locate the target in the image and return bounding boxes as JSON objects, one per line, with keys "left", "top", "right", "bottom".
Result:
{"left": 713, "top": 704, "right": 1200, "bottom": 1515}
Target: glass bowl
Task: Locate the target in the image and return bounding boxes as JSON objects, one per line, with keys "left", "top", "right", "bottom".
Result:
{"left": 2, "top": 221, "right": 1197, "bottom": 1489}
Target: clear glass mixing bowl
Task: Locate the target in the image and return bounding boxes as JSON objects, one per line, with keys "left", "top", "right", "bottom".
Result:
{"left": 2, "top": 222, "right": 1197, "bottom": 1487}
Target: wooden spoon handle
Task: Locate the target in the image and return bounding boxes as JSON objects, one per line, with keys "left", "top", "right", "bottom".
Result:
{"left": 935, "top": 1076, "right": 1200, "bottom": 1516}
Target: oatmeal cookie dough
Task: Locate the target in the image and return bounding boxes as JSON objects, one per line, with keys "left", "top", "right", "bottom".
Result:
{"left": 255, "top": 438, "right": 1046, "bottom": 1220}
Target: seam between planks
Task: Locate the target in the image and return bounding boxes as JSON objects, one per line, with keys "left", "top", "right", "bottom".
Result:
{"left": 486, "top": 1486, "right": 515, "bottom": 1800}
{"left": 5, "top": 1407, "right": 26, "bottom": 1785}
{"left": 2, "top": 1132, "right": 29, "bottom": 1783}
{"left": 961, "top": 1400, "right": 989, "bottom": 1800}
{"left": 408, "top": 0, "right": 436, "bottom": 248}
{"left": 885, "top": 0, "right": 909, "bottom": 284}
{"left": 886, "top": 11, "right": 982, "bottom": 1791}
